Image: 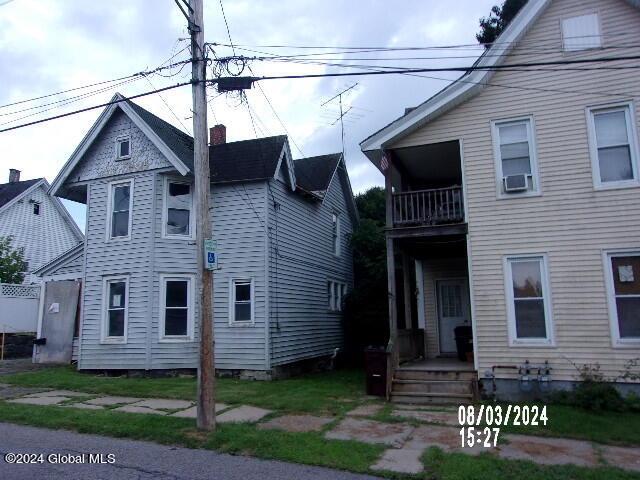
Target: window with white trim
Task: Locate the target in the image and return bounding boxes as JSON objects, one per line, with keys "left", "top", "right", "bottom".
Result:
{"left": 332, "top": 212, "right": 341, "bottom": 256}
{"left": 108, "top": 180, "right": 133, "bottom": 240}
{"left": 102, "top": 277, "right": 128, "bottom": 342}
{"left": 230, "top": 278, "right": 253, "bottom": 324}
{"left": 164, "top": 180, "right": 193, "bottom": 237}
{"left": 605, "top": 252, "right": 640, "bottom": 346}
{"left": 116, "top": 136, "right": 131, "bottom": 160}
{"left": 492, "top": 117, "right": 540, "bottom": 196}
{"left": 327, "top": 280, "right": 347, "bottom": 312}
{"left": 562, "top": 13, "right": 601, "bottom": 52}
{"left": 587, "top": 103, "right": 639, "bottom": 188}
{"left": 160, "top": 275, "right": 194, "bottom": 340}
{"left": 505, "top": 256, "right": 553, "bottom": 345}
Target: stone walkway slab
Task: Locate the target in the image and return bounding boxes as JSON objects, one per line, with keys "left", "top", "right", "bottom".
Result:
{"left": 85, "top": 396, "right": 142, "bottom": 406}
{"left": 346, "top": 404, "right": 384, "bottom": 417}
{"left": 132, "top": 399, "right": 193, "bottom": 410}
{"left": 113, "top": 405, "right": 166, "bottom": 415}
{"left": 498, "top": 434, "right": 598, "bottom": 467}
{"left": 64, "top": 403, "right": 104, "bottom": 410}
{"left": 372, "top": 446, "right": 424, "bottom": 474}
{"left": 217, "top": 406, "right": 272, "bottom": 423}
{"left": 410, "top": 424, "right": 485, "bottom": 455}
{"left": 24, "top": 390, "right": 93, "bottom": 398}
{"left": 0, "top": 387, "right": 48, "bottom": 399}
{"left": 169, "top": 403, "right": 229, "bottom": 419}
{"left": 392, "top": 409, "right": 458, "bottom": 425}
{"left": 325, "top": 418, "right": 413, "bottom": 447}
{"left": 7, "top": 396, "right": 69, "bottom": 406}
{"left": 601, "top": 445, "right": 640, "bottom": 472}
{"left": 258, "top": 415, "right": 334, "bottom": 433}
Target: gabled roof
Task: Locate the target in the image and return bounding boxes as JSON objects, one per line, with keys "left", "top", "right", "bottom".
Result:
{"left": 361, "top": 0, "right": 640, "bottom": 167}
{"left": 33, "top": 241, "right": 84, "bottom": 277}
{"left": 0, "top": 178, "right": 83, "bottom": 241}
{"left": 211, "top": 135, "right": 288, "bottom": 183}
{"left": 294, "top": 153, "right": 342, "bottom": 194}
{"left": 0, "top": 178, "right": 41, "bottom": 208}
{"left": 359, "top": 0, "right": 553, "bottom": 166}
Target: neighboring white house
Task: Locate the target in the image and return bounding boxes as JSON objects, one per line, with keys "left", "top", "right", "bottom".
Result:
{"left": 0, "top": 170, "right": 83, "bottom": 283}
{"left": 361, "top": 0, "right": 640, "bottom": 401}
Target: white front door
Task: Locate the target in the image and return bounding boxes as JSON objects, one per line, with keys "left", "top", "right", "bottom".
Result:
{"left": 437, "top": 279, "right": 471, "bottom": 355}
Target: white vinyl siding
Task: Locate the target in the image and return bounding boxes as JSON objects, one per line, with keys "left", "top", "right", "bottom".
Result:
{"left": 229, "top": 278, "right": 254, "bottom": 325}
{"left": 561, "top": 13, "right": 602, "bottom": 51}
{"left": 162, "top": 179, "right": 194, "bottom": 238}
{"left": 587, "top": 102, "right": 640, "bottom": 189}
{"left": 604, "top": 250, "right": 640, "bottom": 347}
{"left": 491, "top": 116, "right": 540, "bottom": 197}
{"left": 101, "top": 276, "right": 129, "bottom": 343}
{"left": 504, "top": 255, "right": 554, "bottom": 346}
{"left": 106, "top": 179, "right": 133, "bottom": 241}
{"left": 159, "top": 274, "right": 194, "bottom": 341}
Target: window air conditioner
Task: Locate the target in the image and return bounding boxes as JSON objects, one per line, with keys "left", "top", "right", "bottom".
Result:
{"left": 503, "top": 174, "right": 529, "bottom": 192}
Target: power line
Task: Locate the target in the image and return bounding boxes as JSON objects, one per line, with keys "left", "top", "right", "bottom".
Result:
{"left": 141, "top": 74, "right": 191, "bottom": 134}
{"left": 0, "top": 81, "right": 192, "bottom": 134}
{"left": 218, "top": 0, "right": 236, "bottom": 56}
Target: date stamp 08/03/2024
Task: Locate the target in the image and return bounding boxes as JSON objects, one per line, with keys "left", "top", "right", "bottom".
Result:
{"left": 458, "top": 404, "right": 548, "bottom": 448}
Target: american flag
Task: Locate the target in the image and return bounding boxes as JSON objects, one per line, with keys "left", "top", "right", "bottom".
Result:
{"left": 380, "top": 153, "right": 389, "bottom": 171}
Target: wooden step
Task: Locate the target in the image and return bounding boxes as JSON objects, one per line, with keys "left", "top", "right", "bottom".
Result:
{"left": 392, "top": 379, "right": 473, "bottom": 395}
{"left": 395, "top": 369, "right": 477, "bottom": 381}
{"left": 390, "top": 391, "right": 474, "bottom": 405}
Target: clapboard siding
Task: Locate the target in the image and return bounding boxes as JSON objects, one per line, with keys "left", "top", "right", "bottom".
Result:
{"left": 0, "top": 183, "right": 81, "bottom": 283}
{"left": 392, "top": 0, "right": 640, "bottom": 380}
{"left": 267, "top": 166, "right": 354, "bottom": 367}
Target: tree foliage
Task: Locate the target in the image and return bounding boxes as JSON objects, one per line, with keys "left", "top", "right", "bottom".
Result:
{"left": 476, "top": 0, "right": 528, "bottom": 47}
{"left": 0, "top": 236, "right": 26, "bottom": 284}
{"left": 342, "top": 187, "right": 389, "bottom": 365}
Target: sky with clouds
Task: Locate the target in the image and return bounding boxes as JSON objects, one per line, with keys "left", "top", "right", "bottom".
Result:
{"left": 0, "top": 0, "right": 496, "bottom": 229}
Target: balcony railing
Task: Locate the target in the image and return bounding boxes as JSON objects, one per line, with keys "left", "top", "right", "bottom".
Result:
{"left": 392, "top": 186, "right": 464, "bottom": 227}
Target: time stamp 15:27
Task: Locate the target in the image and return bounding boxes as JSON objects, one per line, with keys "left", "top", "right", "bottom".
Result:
{"left": 458, "top": 405, "right": 548, "bottom": 448}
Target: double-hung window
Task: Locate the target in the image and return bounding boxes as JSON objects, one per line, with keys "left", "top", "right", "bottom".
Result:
{"left": 327, "top": 280, "right": 346, "bottom": 312}
{"left": 587, "top": 103, "right": 639, "bottom": 189}
{"left": 230, "top": 278, "right": 253, "bottom": 324}
{"left": 164, "top": 180, "right": 193, "bottom": 237}
{"left": 332, "top": 212, "right": 341, "bottom": 256}
{"left": 116, "top": 136, "right": 131, "bottom": 160}
{"left": 160, "top": 275, "right": 194, "bottom": 341}
{"left": 108, "top": 179, "right": 133, "bottom": 240}
{"left": 492, "top": 117, "right": 540, "bottom": 196}
{"left": 604, "top": 251, "right": 640, "bottom": 346}
{"left": 102, "top": 276, "right": 128, "bottom": 342}
{"left": 504, "top": 255, "right": 553, "bottom": 345}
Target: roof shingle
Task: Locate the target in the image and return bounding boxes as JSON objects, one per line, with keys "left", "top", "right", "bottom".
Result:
{"left": 0, "top": 178, "right": 41, "bottom": 209}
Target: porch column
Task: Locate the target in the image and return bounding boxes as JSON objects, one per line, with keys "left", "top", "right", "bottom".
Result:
{"left": 384, "top": 154, "right": 399, "bottom": 368}
{"left": 402, "top": 253, "right": 413, "bottom": 330}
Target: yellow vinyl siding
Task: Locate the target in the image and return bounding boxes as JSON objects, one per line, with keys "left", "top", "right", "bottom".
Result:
{"left": 392, "top": 0, "right": 640, "bottom": 381}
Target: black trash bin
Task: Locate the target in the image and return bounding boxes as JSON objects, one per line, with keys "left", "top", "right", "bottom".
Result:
{"left": 364, "top": 346, "right": 387, "bottom": 397}
{"left": 454, "top": 326, "right": 473, "bottom": 362}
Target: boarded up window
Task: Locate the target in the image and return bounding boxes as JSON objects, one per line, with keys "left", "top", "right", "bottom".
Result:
{"left": 562, "top": 13, "right": 601, "bottom": 51}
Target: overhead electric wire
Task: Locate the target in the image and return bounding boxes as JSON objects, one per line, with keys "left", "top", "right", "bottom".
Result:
{"left": 0, "top": 81, "right": 193, "bottom": 134}
{"left": 218, "top": 0, "right": 236, "bottom": 56}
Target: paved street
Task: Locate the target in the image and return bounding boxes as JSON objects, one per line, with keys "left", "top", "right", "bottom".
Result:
{"left": 0, "top": 423, "right": 380, "bottom": 480}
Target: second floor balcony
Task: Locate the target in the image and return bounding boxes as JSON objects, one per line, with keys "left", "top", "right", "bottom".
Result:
{"left": 392, "top": 185, "right": 464, "bottom": 228}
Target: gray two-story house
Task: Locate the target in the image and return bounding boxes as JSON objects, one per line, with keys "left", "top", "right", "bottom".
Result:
{"left": 39, "top": 93, "right": 358, "bottom": 378}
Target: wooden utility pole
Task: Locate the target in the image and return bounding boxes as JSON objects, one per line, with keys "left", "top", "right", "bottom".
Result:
{"left": 189, "top": 0, "right": 216, "bottom": 431}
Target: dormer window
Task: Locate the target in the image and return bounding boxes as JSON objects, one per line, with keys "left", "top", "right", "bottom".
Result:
{"left": 562, "top": 13, "right": 602, "bottom": 51}
{"left": 116, "top": 136, "right": 131, "bottom": 160}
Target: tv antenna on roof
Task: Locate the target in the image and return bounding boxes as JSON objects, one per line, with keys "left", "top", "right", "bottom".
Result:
{"left": 321, "top": 83, "right": 358, "bottom": 156}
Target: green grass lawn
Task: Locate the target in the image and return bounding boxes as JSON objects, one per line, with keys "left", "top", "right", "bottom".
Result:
{"left": 2, "top": 366, "right": 365, "bottom": 415}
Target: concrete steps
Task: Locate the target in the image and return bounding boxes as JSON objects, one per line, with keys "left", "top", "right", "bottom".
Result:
{"left": 392, "top": 379, "right": 473, "bottom": 395}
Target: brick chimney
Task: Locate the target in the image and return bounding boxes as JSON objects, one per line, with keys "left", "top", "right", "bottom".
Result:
{"left": 8, "top": 169, "right": 20, "bottom": 183}
{"left": 209, "top": 124, "right": 227, "bottom": 145}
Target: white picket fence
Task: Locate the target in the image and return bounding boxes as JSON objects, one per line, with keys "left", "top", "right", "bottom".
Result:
{"left": 0, "top": 283, "right": 40, "bottom": 333}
